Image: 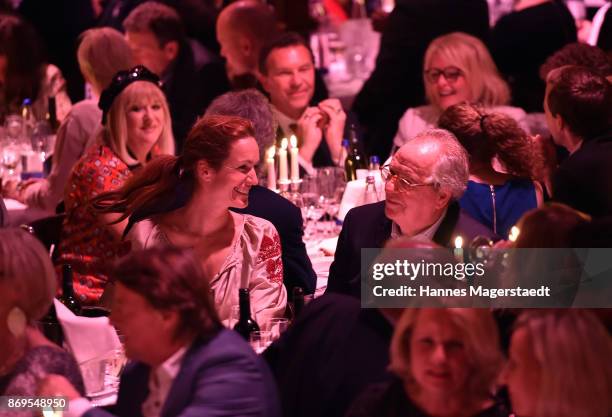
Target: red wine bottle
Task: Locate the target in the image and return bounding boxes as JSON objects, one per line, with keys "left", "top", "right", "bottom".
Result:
{"left": 234, "top": 288, "right": 259, "bottom": 339}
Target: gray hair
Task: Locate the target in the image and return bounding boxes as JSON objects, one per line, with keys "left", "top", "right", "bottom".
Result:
{"left": 205, "top": 89, "right": 276, "bottom": 164}
{"left": 413, "top": 128, "right": 469, "bottom": 199}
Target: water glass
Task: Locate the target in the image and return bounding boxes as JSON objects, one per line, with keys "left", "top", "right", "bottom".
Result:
{"left": 227, "top": 305, "right": 240, "bottom": 329}
{"left": 269, "top": 318, "right": 290, "bottom": 341}
{"left": 249, "top": 331, "right": 272, "bottom": 354}
{"left": 79, "top": 356, "right": 107, "bottom": 395}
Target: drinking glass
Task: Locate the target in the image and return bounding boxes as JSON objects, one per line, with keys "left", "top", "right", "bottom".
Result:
{"left": 269, "top": 318, "right": 289, "bottom": 341}
{"left": 0, "top": 144, "right": 21, "bottom": 181}
{"left": 249, "top": 331, "right": 272, "bottom": 354}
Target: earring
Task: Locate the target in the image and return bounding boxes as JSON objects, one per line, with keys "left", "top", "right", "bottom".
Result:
{"left": 7, "top": 307, "right": 27, "bottom": 338}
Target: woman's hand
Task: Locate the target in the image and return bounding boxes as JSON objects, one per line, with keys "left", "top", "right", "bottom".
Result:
{"left": 38, "top": 374, "right": 81, "bottom": 400}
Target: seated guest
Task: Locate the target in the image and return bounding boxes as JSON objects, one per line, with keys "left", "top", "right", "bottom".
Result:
{"left": 514, "top": 203, "right": 590, "bottom": 248}
{"left": 0, "top": 13, "right": 71, "bottom": 122}
{"left": 205, "top": 89, "right": 317, "bottom": 295}
{"left": 0, "top": 228, "right": 84, "bottom": 401}
{"left": 347, "top": 308, "right": 505, "bottom": 417}
{"left": 264, "top": 293, "right": 398, "bottom": 417}
{"left": 39, "top": 246, "right": 282, "bottom": 417}
{"left": 57, "top": 65, "right": 174, "bottom": 305}
{"left": 94, "top": 115, "right": 287, "bottom": 327}
{"left": 327, "top": 129, "right": 496, "bottom": 298}
{"left": 539, "top": 42, "right": 612, "bottom": 81}
{"left": 123, "top": 2, "right": 220, "bottom": 151}
{"left": 439, "top": 102, "right": 543, "bottom": 238}
{"left": 2, "top": 27, "right": 134, "bottom": 212}
{"left": 544, "top": 65, "right": 612, "bottom": 217}
{"left": 503, "top": 310, "right": 612, "bottom": 417}
{"left": 258, "top": 32, "right": 346, "bottom": 171}
{"left": 392, "top": 32, "right": 527, "bottom": 155}
{"left": 490, "top": 0, "right": 576, "bottom": 112}
{"left": 216, "top": 0, "right": 279, "bottom": 89}
{"left": 352, "top": 0, "right": 490, "bottom": 159}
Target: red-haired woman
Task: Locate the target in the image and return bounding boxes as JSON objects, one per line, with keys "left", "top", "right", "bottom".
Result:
{"left": 95, "top": 115, "right": 287, "bottom": 328}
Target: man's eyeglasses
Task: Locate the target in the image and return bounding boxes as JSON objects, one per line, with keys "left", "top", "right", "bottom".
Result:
{"left": 380, "top": 164, "right": 436, "bottom": 192}
{"left": 424, "top": 66, "right": 463, "bottom": 84}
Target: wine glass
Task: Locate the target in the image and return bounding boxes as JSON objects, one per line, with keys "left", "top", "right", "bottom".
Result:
{"left": 1, "top": 144, "right": 21, "bottom": 182}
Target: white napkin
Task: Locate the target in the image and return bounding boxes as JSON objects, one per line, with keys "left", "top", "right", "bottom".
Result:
{"left": 3, "top": 198, "right": 26, "bottom": 211}
{"left": 338, "top": 173, "right": 386, "bottom": 221}
{"left": 54, "top": 299, "right": 121, "bottom": 364}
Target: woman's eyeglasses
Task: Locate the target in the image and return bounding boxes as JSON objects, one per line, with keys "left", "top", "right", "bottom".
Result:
{"left": 380, "top": 164, "right": 436, "bottom": 193}
{"left": 424, "top": 66, "right": 463, "bottom": 84}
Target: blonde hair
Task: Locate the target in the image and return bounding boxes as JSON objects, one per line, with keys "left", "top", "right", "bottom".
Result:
{"left": 104, "top": 81, "right": 175, "bottom": 165}
{"left": 390, "top": 308, "right": 503, "bottom": 401}
{"left": 423, "top": 32, "right": 510, "bottom": 110}
{"left": 514, "top": 310, "right": 612, "bottom": 417}
{"left": 0, "top": 228, "right": 56, "bottom": 321}
{"left": 77, "top": 27, "right": 135, "bottom": 93}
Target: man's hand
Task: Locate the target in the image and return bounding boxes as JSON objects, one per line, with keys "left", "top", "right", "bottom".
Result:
{"left": 318, "top": 99, "right": 346, "bottom": 163}
{"left": 38, "top": 374, "right": 81, "bottom": 400}
{"left": 296, "top": 106, "right": 324, "bottom": 163}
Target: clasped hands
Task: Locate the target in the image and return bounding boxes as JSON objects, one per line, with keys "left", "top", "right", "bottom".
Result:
{"left": 295, "top": 98, "right": 346, "bottom": 164}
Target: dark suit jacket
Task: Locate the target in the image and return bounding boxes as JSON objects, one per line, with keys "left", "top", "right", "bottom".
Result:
{"left": 553, "top": 131, "right": 612, "bottom": 218}
{"left": 85, "top": 329, "right": 281, "bottom": 417}
{"left": 163, "top": 42, "right": 209, "bottom": 153}
{"left": 263, "top": 293, "right": 394, "bottom": 417}
{"left": 352, "top": 0, "right": 490, "bottom": 158}
{"left": 233, "top": 185, "right": 317, "bottom": 295}
{"left": 326, "top": 201, "right": 498, "bottom": 298}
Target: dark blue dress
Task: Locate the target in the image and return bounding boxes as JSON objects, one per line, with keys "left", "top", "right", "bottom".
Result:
{"left": 459, "top": 179, "right": 537, "bottom": 239}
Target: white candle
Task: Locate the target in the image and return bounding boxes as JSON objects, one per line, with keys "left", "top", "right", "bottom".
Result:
{"left": 454, "top": 236, "right": 464, "bottom": 263}
{"left": 508, "top": 226, "right": 520, "bottom": 243}
{"left": 289, "top": 135, "right": 299, "bottom": 181}
{"left": 266, "top": 146, "right": 277, "bottom": 190}
{"left": 279, "top": 138, "right": 289, "bottom": 182}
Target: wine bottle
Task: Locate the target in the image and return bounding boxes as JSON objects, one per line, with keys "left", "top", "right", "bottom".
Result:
{"left": 59, "top": 264, "right": 82, "bottom": 315}
{"left": 39, "top": 304, "right": 63, "bottom": 346}
{"left": 234, "top": 288, "right": 259, "bottom": 340}
{"left": 344, "top": 124, "right": 367, "bottom": 181}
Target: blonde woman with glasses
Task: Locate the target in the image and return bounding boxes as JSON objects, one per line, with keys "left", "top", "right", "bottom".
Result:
{"left": 391, "top": 32, "right": 527, "bottom": 157}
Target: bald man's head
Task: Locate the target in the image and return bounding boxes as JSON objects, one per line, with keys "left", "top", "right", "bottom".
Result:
{"left": 217, "top": 1, "right": 279, "bottom": 79}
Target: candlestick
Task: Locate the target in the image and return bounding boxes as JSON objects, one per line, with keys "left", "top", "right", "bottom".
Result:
{"left": 279, "top": 138, "right": 289, "bottom": 182}
{"left": 266, "top": 146, "right": 277, "bottom": 191}
{"left": 289, "top": 135, "right": 299, "bottom": 181}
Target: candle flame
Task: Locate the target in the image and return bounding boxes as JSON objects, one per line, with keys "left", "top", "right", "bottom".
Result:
{"left": 454, "top": 236, "right": 463, "bottom": 249}
{"left": 281, "top": 138, "right": 288, "bottom": 150}
{"left": 508, "top": 226, "right": 520, "bottom": 242}
{"left": 290, "top": 135, "right": 298, "bottom": 148}
{"left": 267, "top": 146, "right": 276, "bottom": 159}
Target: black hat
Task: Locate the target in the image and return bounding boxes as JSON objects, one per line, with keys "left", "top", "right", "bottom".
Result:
{"left": 98, "top": 65, "right": 162, "bottom": 123}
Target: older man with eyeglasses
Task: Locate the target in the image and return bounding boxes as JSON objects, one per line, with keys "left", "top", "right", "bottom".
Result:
{"left": 326, "top": 128, "right": 497, "bottom": 298}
